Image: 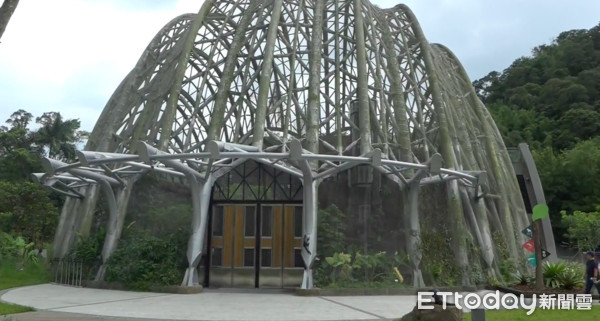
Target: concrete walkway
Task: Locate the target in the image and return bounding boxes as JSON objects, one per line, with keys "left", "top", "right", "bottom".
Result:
{"left": 1, "top": 284, "right": 416, "bottom": 320}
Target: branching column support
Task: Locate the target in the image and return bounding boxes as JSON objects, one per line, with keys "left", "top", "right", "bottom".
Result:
{"left": 290, "top": 140, "right": 319, "bottom": 289}
{"left": 41, "top": 158, "right": 134, "bottom": 282}
{"left": 136, "top": 142, "right": 212, "bottom": 287}
{"left": 70, "top": 173, "right": 127, "bottom": 282}
{"left": 407, "top": 154, "right": 441, "bottom": 287}
{"left": 183, "top": 178, "right": 214, "bottom": 286}
{"left": 404, "top": 180, "right": 422, "bottom": 287}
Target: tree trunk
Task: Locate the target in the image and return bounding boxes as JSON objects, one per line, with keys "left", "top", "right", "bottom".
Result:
{"left": 0, "top": 0, "right": 19, "bottom": 41}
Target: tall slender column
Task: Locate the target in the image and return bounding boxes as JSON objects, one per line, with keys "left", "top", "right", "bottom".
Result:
{"left": 301, "top": 177, "right": 319, "bottom": 289}
{"left": 405, "top": 179, "right": 423, "bottom": 288}
{"left": 207, "top": 0, "right": 261, "bottom": 142}
{"left": 306, "top": 0, "right": 325, "bottom": 154}
{"left": 95, "top": 180, "right": 121, "bottom": 282}
{"left": 253, "top": 0, "right": 283, "bottom": 148}
{"left": 182, "top": 177, "right": 214, "bottom": 286}
{"left": 289, "top": 139, "right": 318, "bottom": 289}
{"left": 52, "top": 185, "right": 99, "bottom": 259}
{"left": 353, "top": 0, "right": 372, "bottom": 154}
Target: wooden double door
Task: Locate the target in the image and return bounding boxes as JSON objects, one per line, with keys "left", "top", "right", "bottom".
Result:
{"left": 208, "top": 204, "right": 304, "bottom": 288}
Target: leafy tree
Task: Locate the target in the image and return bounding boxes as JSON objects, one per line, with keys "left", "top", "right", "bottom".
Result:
{"left": 556, "top": 105, "right": 600, "bottom": 148}
{"left": 0, "top": 113, "right": 42, "bottom": 181}
{"left": 0, "top": 181, "right": 59, "bottom": 247}
{"left": 0, "top": 110, "right": 87, "bottom": 180}
{"left": 0, "top": 147, "right": 43, "bottom": 181}
{"left": 5, "top": 109, "right": 33, "bottom": 130}
{"left": 0, "top": 109, "right": 86, "bottom": 250}
{"left": 576, "top": 67, "right": 600, "bottom": 101}
{"left": 533, "top": 139, "right": 600, "bottom": 239}
{"left": 561, "top": 209, "right": 600, "bottom": 251}
{"left": 473, "top": 71, "right": 501, "bottom": 101}
{"left": 0, "top": 110, "right": 38, "bottom": 155}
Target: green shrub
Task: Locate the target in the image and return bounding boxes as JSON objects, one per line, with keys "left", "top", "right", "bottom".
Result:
{"left": 511, "top": 270, "right": 533, "bottom": 286}
{"left": 68, "top": 228, "right": 105, "bottom": 263}
{"left": 65, "top": 229, "right": 106, "bottom": 280}
{"left": 542, "top": 260, "right": 584, "bottom": 289}
{"left": 321, "top": 251, "right": 407, "bottom": 287}
{"left": 543, "top": 261, "right": 567, "bottom": 288}
{"left": 325, "top": 252, "right": 352, "bottom": 284}
{"left": 499, "top": 258, "right": 518, "bottom": 284}
{"left": 105, "top": 232, "right": 185, "bottom": 290}
{"left": 557, "top": 267, "right": 584, "bottom": 290}
{"left": 352, "top": 251, "right": 403, "bottom": 283}
{"left": 0, "top": 232, "right": 38, "bottom": 267}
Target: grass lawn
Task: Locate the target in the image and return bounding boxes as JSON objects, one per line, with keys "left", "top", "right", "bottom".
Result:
{"left": 0, "top": 303, "right": 33, "bottom": 315}
{"left": 463, "top": 307, "right": 600, "bottom": 320}
{"left": 0, "top": 259, "right": 49, "bottom": 316}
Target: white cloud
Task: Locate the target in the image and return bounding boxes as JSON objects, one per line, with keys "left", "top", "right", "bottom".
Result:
{"left": 403, "top": 0, "right": 600, "bottom": 79}
{"left": 0, "top": 0, "right": 598, "bottom": 132}
{"left": 0, "top": 0, "right": 201, "bottom": 130}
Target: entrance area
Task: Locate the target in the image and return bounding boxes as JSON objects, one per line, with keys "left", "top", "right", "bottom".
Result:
{"left": 208, "top": 204, "right": 304, "bottom": 288}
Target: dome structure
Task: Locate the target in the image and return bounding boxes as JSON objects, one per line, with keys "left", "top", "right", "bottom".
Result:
{"left": 40, "top": 0, "right": 554, "bottom": 289}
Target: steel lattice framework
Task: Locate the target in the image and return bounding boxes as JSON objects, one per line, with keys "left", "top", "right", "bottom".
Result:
{"left": 36, "top": 0, "right": 541, "bottom": 289}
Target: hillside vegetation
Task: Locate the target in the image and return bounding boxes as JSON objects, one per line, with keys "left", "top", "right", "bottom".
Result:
{"left": 473, "top": 22, "right": 600, "bottom": 241}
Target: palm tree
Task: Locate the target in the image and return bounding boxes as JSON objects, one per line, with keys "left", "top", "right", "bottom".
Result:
{"left": 0, "top": 0, "right": 19, "bottom": 42}
{"left": 34, "top": 112, "right": 83, "bottom": 161}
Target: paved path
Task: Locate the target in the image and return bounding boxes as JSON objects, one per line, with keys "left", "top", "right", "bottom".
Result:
{"left": 1, "top": 284, "right": 416, "bottom": 321}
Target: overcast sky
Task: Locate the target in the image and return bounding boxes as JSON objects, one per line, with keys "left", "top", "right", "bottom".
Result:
{"left": 0, "top": 0, "right": 598, "bottom": 132}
